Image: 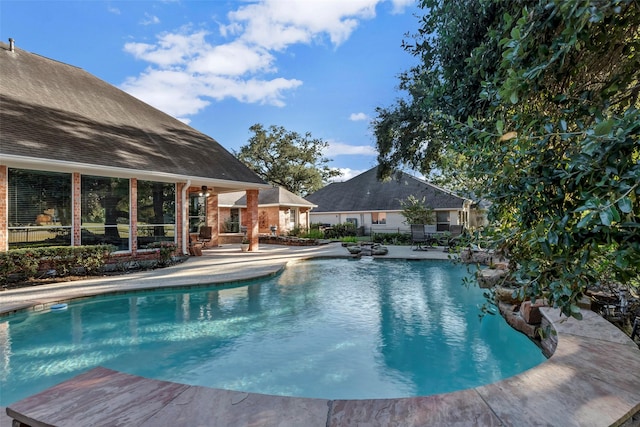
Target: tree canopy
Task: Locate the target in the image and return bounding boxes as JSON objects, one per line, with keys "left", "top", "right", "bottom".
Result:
{"left": 374, "top": 0, "right": 640, "bottom": 318}
{"left": 236, "top": 124, "right": 341, "bottom": 196}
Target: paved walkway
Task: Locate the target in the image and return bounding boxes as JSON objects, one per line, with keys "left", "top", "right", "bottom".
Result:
{"left": 2, "top": 243, "right": 639, "bottom": 426}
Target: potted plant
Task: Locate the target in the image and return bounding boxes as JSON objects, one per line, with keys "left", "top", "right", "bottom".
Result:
{"left": 241, "top": 237, "right": 250, "bottom": 252}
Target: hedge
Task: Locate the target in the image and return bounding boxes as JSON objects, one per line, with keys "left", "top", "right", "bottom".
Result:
{"left": 1, "top": 245, "right": 116, "bottom": 285}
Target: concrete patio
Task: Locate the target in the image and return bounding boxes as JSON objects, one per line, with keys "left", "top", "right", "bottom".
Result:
{"left": 2, "top": 242, "right": 639, "bottom": 426}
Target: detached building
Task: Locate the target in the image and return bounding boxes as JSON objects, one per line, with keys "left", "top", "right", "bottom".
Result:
{"left": 306, "top": 167, "right": 471, "bottom": 234}
{"left": 0, "top": 39, "right": 270, "bottom": 255}
{"left": 217, "top": 186, "right": 316, "bottom": 242}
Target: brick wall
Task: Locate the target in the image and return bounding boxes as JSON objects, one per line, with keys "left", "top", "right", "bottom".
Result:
{"left": 246, "top": 190, "right": 259, "bottom": 251}
{"left": 130, "top": 178, "right": 138, "bottom": 255}
{"left": 0, "top": 165, "right": 7, "bottom": 251}
{"left": 176, "top": 182, "right": 184, "bottom": 254}
{"left": 206, "top": 193, "right": 219, "bottom": 246}
{"left": 72, "top": 172, "right": 81, "bottom": 246}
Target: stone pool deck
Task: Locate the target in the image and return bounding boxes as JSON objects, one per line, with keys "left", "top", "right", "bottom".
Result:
{"left": 2, "top": 242, "right": 639, "bottom": 426}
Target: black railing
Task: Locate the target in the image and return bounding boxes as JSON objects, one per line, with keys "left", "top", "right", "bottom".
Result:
{"left": 8, "top": 226, "right": 72, "bottom": 248}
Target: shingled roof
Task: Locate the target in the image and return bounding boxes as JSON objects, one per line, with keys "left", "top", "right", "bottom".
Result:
{"left": 218, "top": 187, "right": 316, "bottom": 208}
{"left": 0, "top": 41, "right": 266, "bottom": 188}
{"left": 305, "top": 167, "right": 468, "bottom": 212}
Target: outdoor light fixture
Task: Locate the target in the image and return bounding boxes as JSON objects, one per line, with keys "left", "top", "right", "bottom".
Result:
{"left": 199, "top": 186, "right": 210, "bottom": 197}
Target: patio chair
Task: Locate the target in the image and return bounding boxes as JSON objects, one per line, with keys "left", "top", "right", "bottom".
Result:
{"left": 411, "top": 224, "right": 428, "bottom": 251}
{"left": 198, "top": 226, "right": 212, "bottom": 248}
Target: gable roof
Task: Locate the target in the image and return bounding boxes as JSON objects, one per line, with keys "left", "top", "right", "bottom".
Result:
{"left": 305, "top": 167, "right": 468, "bottom": 212}
{"left": 218, "top": 187, "right": 316, "bottom": 208}
{"left": 0, "top": 41, "right": 267, "bottom": 189}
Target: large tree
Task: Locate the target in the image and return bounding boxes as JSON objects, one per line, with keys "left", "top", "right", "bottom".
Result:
{"left": 374, "top": 0, "right": 640, "bottom": 318}
{"left": 236, "top": 124, "right": 341, "bottom": 196}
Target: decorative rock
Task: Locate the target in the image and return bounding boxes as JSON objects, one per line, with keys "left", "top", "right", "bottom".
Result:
{"left": 520, "top": 300, "right": 545, "bottom": 325}
{"left": 494, "top": 285, "right": 523, "bottom": 304}
{"left": 477, "top": 269, "right": 507, "bottom": 289}
{"left": 497, "top": 302, "right": 539, "bottom": 340}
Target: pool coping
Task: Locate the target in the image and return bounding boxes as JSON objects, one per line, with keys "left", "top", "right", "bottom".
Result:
{"left": 2, "top": 243, "right": 640, "bottom": 426}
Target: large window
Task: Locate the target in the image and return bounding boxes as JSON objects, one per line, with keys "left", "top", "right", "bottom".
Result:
{"left": 436, "top": 211, "right": 451, "bottom": 231}
{"left": 371, "top": 212, "right": 386, "bottom": 225}
{"left": 219, "top": 208, "right": 240, "bottom": 233}
{"left": 188, "top": 194, "right": 207, "bottom": 233}
{"left": 81, "top": 175, "right": 130, "bottom": 250}
{"left": 137, "top": 181, "right": 176, "bottom": 248}
{"left": 7, "top": 168, "right": 72, "bottom": 248}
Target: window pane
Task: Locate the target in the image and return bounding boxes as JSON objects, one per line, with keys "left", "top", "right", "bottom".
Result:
{"left": 229, "top": 208, "right": 240, "bottom": 233}
{"left": 81, "top": 175, "right": 130, "bottom": 250}
{"left": 371, "top": 213, "right": 386, "bottom": 225}
{"left": 8, "top": 168, "right": 72, "bottom": 248}
{"left": 137, "top": 181, "right": 176, "bottom": 248}
{"left": 436, "top": 211, "right": 450, "bottom": 223}
{"left": 188, "top": 194, "right": 206, "bottom": 233}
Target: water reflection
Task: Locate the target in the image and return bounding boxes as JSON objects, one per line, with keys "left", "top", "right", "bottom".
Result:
{"left": 0, "top": 259, "right": 545, "bottom": 405}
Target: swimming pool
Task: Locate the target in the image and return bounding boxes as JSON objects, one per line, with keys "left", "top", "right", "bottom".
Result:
{"left": 0, "top": 259, "right": 546, "bottom": 405}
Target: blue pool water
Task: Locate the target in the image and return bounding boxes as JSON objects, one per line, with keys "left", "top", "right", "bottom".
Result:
{"left": 0, "top": 259, "right": 546, "bottom": 405}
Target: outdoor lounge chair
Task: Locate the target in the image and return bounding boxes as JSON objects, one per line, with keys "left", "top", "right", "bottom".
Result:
{"left": 198, "top": 226, "right": 212, "bottom": 248}
{"left": 411, "top": 224, "right": 428, "bottom": 251}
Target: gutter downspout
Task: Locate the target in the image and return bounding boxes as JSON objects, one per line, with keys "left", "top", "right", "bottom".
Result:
{"left": 182, "top": 180, "right": 191, "bottom": 255}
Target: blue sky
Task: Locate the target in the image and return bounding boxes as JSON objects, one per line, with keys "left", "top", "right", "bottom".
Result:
{"left": 1, "top": 0, "right": 420, "bottom": 181}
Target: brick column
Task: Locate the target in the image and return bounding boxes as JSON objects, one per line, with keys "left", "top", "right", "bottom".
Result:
{"left": 246, "top": 189, "right": 259, "bottom": 251}
{"left": 176, "top": 182, "right": 185, "bottom": 255}
{"left": 207, "top": 194, "right": 219, "bottom": 247}
{"left": 0, "top": 165, "right": 7, "bottom": 251}
{"left": 130, "top": 178, "right": 137, "bottom": 255}
{"left": 72, "top": 173, "right": 82, "bottom": 246}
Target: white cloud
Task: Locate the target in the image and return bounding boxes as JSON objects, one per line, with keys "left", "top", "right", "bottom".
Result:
{"left": 389, "top": 0, "right": 414, "bottom": 14}
{"left": 329, "top": 168, "right": 368, "bottom": 182}
{"left": 324, "top": 140, "right": 377, "bottom": 157}
{"left": 108, "top": 6, "right": 121, "bottom": 15}
{"left": 121, "top": 0, "right": 404, "bottom": 119}
{"left": 226, "top": 0, "right": 378, "bottom": 50}
{"left": 349, "top": 112, "right": 368, "bottom": 121}
{"left": 141, "top": 13, "right": 160, "bottom": 26}
{"left": 124, "top": 30, "right": 210, "bottom": 68}
{"left": 121, "top": 69, "right": 211, "bottom": 117}
{"left": 188, "top": 41, "right": 276, "bottom": 76}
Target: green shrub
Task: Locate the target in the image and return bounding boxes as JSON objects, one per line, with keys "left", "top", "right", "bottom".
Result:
{"left": 1, "top": 245, "right": 116, "bottom": 285}
{"left": 301, "top": 229, "right": 325, "bottom": 239}
{"left": 146, "top": 242, "right": 178, "bottom": 266}
{"left": 324, "top": 222, "right": 357, "bottom": 239}
{"left": 372, "top": 232, "right": 411, "bottom": 245}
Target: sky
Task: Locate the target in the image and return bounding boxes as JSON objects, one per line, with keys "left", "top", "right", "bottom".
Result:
{"left": 1, "top": 0, "right": 421, "bottom": 181}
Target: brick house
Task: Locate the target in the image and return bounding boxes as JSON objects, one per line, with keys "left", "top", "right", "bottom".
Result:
{"left": 216, "top": 186, "right": 316, "bottom": 243}
{"left": 0, "top": 40, "right": 270, "bottom": 255}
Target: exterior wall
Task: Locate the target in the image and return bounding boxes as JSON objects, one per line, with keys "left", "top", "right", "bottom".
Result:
{"left": 130, "top": 178, "right": 138, "bottom": 255}
{"left": 207, "top": 194, "right": 219, "bottom": 247}
{"left": 246, "top": 190, "right": 259, "bottom": 251}
{"left": 298, "top": 208, "right": 311, "bottom": 230}
{"left": 176, "top": 182, "right": 185, "bottom": 255}
{"left": 3, "top": 168, "right": 183, "bottom": 258}
{"left": 257, "top": 207, "right": 281, "bottom": 235}
{"left": 239, "top": 206, "right": 315, "bottom": 236}
{"left": 72, "top": 172, "right": 81, "bottom": 246}
{"left": 310, "top": 209, "right": 467, "bottom": 234}
{"left": 0, "top": 165, "right": 6, "bottom": 251}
